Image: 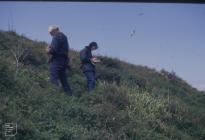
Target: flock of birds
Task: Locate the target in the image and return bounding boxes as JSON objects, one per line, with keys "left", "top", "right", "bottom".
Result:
{"left": 130, "top": 12, "right": 144, "bottom": 38}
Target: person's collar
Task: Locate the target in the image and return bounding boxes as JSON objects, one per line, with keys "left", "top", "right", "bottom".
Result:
{"left": 86, "top": 46, "right": 91, "bottom": 50}
{"left": 53, "top": 31, "right": 61, "bottom": 37}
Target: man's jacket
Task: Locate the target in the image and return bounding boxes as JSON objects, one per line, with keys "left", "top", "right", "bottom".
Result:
{"left": 80, "top": 46, "right": 95, "bottom": 72}
{"left": 49, "top": 32, "right": 69, "bottom": 66}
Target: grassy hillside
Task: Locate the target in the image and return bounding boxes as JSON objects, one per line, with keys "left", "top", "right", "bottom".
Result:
{"left": 0, "top": 31, "right": 205, "bottom": 140}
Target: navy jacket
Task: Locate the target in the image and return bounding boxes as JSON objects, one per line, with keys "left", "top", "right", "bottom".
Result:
{"left": 80, "top": 46, "right": 95, "bottom": 72}
{"left": 49, "top": 32, "right": 69, "bottom": 66}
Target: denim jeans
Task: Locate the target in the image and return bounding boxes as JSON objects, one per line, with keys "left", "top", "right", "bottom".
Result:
{"left": 84, "top": 71, "right": 95, "bottom": 92}
{"left": 50, "top": 64, "right": 72, "bottom": 95}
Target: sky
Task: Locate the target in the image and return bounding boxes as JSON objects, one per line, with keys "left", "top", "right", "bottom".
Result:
{"left": 0, "top": 2, "right": 205, "bottom": 91}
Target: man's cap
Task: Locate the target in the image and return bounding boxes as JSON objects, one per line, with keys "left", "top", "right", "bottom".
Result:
{"left": 89, "top": 42, "right": 98, "bottom": 48}
{"left": 48, "top": 25, "right": 59, "bottom": 33}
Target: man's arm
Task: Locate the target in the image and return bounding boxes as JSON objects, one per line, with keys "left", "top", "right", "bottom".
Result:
{"left": 48, "top": 37, "right": 58, "bottom": 55}
{"left": 80, "top": 49, "right": 91, "bottom": 63}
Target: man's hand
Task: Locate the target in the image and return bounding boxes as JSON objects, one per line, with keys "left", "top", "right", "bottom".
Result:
{"left": 45, "top": 46, "right": 50, "bottom": 54}
{"left": 91, "top": 57, "right": 101, "bottom": 63}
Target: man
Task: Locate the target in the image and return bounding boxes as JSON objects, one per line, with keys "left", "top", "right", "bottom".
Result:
{"left": 46, "top": 25, "right": 72, "bottom": 95}
{"left": 80, "top": 42, "right": 100, "bottom": 92}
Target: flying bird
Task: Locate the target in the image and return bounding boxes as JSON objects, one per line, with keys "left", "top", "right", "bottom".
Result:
{"left": 138, "top": 13, "right": 144, "bottom": 16}
{"left": 130, "top": 29, "right": 136, "bottom": 38}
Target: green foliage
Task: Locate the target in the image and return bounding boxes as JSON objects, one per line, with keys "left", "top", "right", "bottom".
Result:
{"left": 1, "top": 31, "right": 205, "bottom": 140}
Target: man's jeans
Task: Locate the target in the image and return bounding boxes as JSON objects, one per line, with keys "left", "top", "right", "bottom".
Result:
{"left": 84, "top": 71, "right": 95, "bottom": 92}
{"left": 50, "top": 64, "right": 72, "bottom": 95}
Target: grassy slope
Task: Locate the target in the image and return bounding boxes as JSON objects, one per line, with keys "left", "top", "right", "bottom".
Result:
{"left": 0, "top": 31, "right": 205, "bottom": 140}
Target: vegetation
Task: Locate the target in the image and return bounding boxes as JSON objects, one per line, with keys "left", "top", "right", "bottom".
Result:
{"left": 0, "top": 31, "right": 205, "bottom": 140}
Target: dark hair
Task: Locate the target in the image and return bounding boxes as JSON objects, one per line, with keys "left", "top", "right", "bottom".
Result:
{"left": 89, "top": 42, "right": 98, "bottom": 49}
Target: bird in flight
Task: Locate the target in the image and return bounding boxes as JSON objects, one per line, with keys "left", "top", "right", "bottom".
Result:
{"left": 138, "top": 13, "right": 144, "bottom": 16}
{"left": 130, "top": 29, "right": 136, "bottom": 38}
